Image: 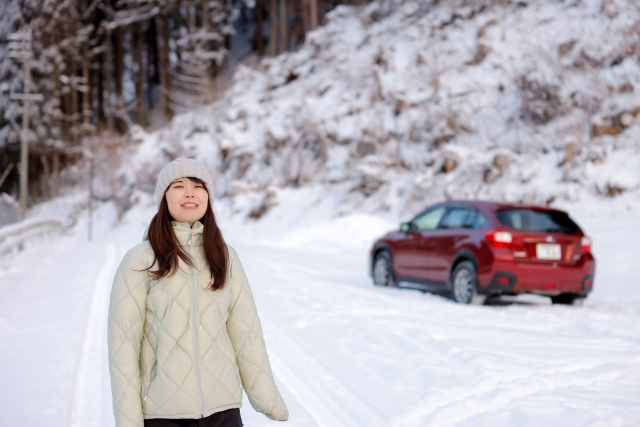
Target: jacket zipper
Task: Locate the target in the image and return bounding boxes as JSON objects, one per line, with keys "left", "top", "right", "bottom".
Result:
{"left": 187, "top": 228, "right": 206, "bottom": 417}
{"left": 143, "top": 382, "right": 150, "bottom": 402}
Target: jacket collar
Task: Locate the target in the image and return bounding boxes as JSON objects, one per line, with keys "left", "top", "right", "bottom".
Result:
{"left": 172, "top": 220, "right": 204, "bottom": 247}
{"left": 142, "top": 220, "right": 204, "bottom": 247}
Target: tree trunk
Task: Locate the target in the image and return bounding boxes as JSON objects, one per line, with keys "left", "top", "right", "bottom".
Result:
{"left": 63, "top": 87, "right": 72, "bottom": 142}
{"left": 82, "top": 45, "right": 91, "bottom": 129}
{"left": 163, "top": 15, "right": 173, "bottom": 117}
{"left": 30, "top": 177, "right": 38, "bottom": 206}
{"left": 157, "top": 15, "right": 174, "bottom": 118}
{"left": 40, "top": 154, "right": 50, "bottom": 200}
{"left": 269, "top": 0, "right": 278, "bottom": 56}
{"left": 302, "top": 0, "right": 310, "bottom": 34}
{"left": 70, "top": 58, "right": 79, "bottom": 143}
{"left": 53, "top": 30, "right": 62, "bottom": 141}
{"left": 202, "top": 0, "right": 217, "bottom": 81}
{"left": 256, "top": 0, "right": 264, "bottom": 55}
{"left": 279, "top": 0, "right": 289, "bottom": 52}
{"left": 96, "top": 48, "right": 104, "bottom": 132}
{"left": 187, "top": 6, "right": 196, "bottom": 49}
{"left": 134, "top": 24, "right": 146, "bottom": 127}
{"left": 105, "top": 27, "right": 115, "bottom": 135}
{"left": 52, "top": 151, "right": 60, "bottom": 197}
{"left": 81, "top": 0, "right": 91, "bottom": 131}
{"left": 114, "top": 27, "right": 125, "bottom": 134}
{"left": 147, "top": 20, "right": 157, "bottom": 112}
{"left": 310, "top": 0, "right": 319, "bottom": 29}
{"left": 156, "top": 16, "right": 167, "bottom": 117}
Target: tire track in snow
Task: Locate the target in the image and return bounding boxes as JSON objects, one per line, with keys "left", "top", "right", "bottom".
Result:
{"left": 393, "top": 360, "right": 638, "bottom": 427}
{"left": 245, "top": 247, "right": 391, "bottom": 426}
{"left": 260, "top": 312, "right": 389, "bottom": 427}
{"left": 69, "top": 244, "right": 117, "bottom": 427}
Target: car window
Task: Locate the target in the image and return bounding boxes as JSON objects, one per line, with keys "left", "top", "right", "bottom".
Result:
{"left": 472, "top": 210, "right": 488, "bottom": 228}
{"left": 496, "top": 209, "right": 580, "bottom": 234}
{"left": 413, "top": 207, "right": 446, "bottom": 231}
{"left": 439, "top": 208, "right": 474, "bottom": 229}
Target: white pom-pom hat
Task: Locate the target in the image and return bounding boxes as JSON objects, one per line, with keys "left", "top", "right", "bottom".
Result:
{"left": 155, "top": 158, "right": 214, "bottom": 209}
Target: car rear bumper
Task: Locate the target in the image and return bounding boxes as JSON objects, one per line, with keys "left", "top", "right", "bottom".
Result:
{"left": 478, "top": 255, "right": 595, "bottom": 296}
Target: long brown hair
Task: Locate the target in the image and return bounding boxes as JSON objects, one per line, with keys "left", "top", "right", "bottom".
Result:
{"left": 145, "top": 177, "right": 229, "bottom": 290}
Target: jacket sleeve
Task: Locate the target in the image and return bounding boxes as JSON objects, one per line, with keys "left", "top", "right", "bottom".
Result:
{"left": 108, "top": 247, "right": 149, "bottom": 427}
{"left": 226, "top": 247, "right": 289, "bottom": 421}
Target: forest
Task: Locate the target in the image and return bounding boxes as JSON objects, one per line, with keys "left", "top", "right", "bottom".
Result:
{"left": 0, "top": 0, "right": 371, "bottom": 209}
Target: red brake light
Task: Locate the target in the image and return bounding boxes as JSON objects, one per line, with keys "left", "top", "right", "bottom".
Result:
{"left": 581, "top": 236, "right": 592, "bottom": 253}
{"left": 485, "top": 230, "right": 513, "bottom": 248}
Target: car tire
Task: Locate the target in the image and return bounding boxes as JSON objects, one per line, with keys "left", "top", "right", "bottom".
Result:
{"left": 551, "top": 293, "right": 584, "bottom": 306}
{"left": 372, "top": 251, "right": 397, "bottom": 287}
{"left": 451, "top": 261, "right": 486, "bottom": 305}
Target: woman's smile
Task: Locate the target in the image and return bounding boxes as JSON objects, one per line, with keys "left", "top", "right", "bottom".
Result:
{"left": 181, "top": 202, "right": 199, "bottom": 209}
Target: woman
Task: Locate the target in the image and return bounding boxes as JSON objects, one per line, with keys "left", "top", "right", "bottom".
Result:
{"left": 108, "top": 158, "right": 288, "bottom": 427}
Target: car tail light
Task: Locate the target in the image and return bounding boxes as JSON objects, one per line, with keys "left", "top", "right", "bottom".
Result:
{"left": 485, "top": 230, "right": 513, "bottom": 248}
{"left": 581, "top": 236, "right": 592, "bottom": 253}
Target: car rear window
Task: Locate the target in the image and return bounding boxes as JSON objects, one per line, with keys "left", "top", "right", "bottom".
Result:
{"left": 496, "top": 209, "right": 580, "bottom": 234}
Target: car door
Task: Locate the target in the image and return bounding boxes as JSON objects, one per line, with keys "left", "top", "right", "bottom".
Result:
{"left": 420, "top": 207, "right": 475, "bottom": 283}
{"left": 393, "top": 206, "right": 447, "bottom": 281}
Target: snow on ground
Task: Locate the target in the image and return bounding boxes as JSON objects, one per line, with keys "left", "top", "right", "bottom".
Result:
{"left": 1, "top": 195, "right": 639, "bottom": 427}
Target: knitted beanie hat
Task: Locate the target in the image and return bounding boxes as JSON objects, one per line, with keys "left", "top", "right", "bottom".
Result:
{"left": 155, "top": 158, "right": 214, "bottom": 209}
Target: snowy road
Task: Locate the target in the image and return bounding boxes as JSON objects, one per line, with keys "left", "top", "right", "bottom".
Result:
{"left": 1, "top": 205, "right": 639, "bottom": 427}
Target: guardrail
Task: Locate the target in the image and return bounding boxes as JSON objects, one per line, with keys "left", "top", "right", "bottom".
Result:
{"left": 0, "top": 218, "right": 63, "bottom": 269}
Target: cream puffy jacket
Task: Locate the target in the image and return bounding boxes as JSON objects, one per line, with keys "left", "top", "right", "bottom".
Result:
{"left": 108, "top": 221, "right": 288, "bottom": 426}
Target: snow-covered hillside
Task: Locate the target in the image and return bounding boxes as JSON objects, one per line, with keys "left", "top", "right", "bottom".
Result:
{"left": 110, "top": 0, "right": 640, "bottom": 222}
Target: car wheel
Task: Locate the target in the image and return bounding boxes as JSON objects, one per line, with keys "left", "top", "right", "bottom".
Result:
{"left": 551, "top": 293, "right": 584, "bottom": 306}
{"left": 451, "top": 261, "right": 486, "bottom": 305}
{"left": 372, "top": 251, "right": 397, "bottom": 287}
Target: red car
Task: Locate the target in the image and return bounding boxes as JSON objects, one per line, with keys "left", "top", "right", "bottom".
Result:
{"left": 370, "top": 201, "right": 595, "bottom": 305}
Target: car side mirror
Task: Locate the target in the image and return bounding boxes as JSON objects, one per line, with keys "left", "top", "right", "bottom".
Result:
{"left": 400, "top": 222, "right": 412, "bottom": 233}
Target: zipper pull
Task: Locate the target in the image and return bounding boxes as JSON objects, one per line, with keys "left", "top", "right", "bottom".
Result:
{"left": 143, "top": 395, "right": 147, "bottom": 402}
{"left": 188, "top": 239, "right": 191, "bottom": 245}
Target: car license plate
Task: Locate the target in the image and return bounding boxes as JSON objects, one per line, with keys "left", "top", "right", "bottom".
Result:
{"left": 536, "top": 243, "right": 561, "bottom": 260}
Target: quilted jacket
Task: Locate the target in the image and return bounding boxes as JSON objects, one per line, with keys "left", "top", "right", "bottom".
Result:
{"left": 108, "top": 221, "right": 288, "bottom": 427}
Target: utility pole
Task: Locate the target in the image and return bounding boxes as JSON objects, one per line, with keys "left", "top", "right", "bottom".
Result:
{"left": 8, "top": 31, "right": 42, "bottom": 220}
{"left": 85, "top": 142, "right": 95, "bottom": 242}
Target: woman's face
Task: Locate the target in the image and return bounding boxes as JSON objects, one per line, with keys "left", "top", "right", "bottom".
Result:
{"left": 165, "top": 177, "right": 208, "bottom": 226}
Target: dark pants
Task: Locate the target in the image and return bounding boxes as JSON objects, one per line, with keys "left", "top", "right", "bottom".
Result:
{"left": 144, "top": 409, "right": 242, "bottom": 427}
